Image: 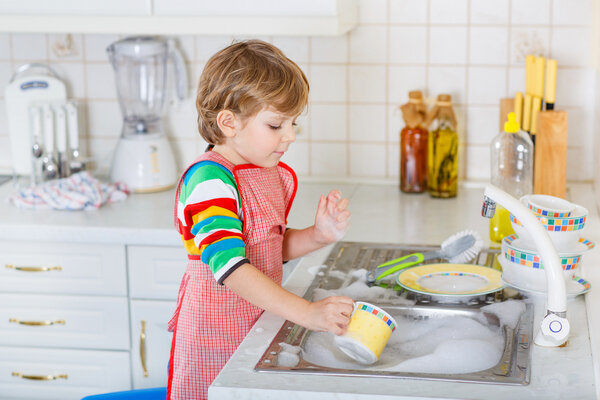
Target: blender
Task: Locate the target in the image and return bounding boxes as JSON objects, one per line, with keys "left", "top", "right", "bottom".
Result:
{"left": 107, "top": 36, "right": 187, "bottom": 193}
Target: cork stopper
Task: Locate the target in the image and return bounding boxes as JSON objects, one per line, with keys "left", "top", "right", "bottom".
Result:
{"left": 409, "top": 90, "right": 423, "bottom": 101}
{"left": 400, "top": 90, "right": 427, "bottom": 129}
{"left": 425, "top": 94, "right": 457, "bottom": 129}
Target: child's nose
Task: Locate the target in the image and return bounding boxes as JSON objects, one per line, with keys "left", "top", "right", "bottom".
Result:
{"left": 283, "top": 125, "right": 296, "bottom": 142}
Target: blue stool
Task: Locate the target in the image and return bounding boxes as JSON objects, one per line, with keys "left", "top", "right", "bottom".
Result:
{"left": 81, "top": 387, "right": 166, "bottom": 400}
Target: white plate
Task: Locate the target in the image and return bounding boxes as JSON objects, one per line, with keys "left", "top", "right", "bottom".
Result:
{"left": 396, "top": 263, "right": 504, "bottom": 297}
{"left": 502, "top": 274, "right": 591, "bottom": 298}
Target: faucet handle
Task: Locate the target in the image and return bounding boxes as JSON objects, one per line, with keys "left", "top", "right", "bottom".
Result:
{"left": 537, "top": 314, "right": 570, "bottom": 347}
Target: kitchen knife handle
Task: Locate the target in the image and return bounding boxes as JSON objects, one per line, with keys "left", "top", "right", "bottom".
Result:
{"left": 9, "top": 318, "right": 66, "bottom": 326}
{"left": 545, "top": 59, "right": 557, "bottom": 107}
{"left": 140, "top": 320, "right": 148, "bottom": 377}
{"left": 5, "top": 264, "right": 62, "bottom": 272}
{"left": 30, "top": 106, "right": 42, "bottom": 140}
{"left": 66, "top": 101, "right": 79, "bottom": 151}
{"left": 43, "top": 105, "right": 54, "bottom": 153}
{"left": 12, "top": 371, "right": 68, "bottom": 381}
{"left": 55, "top": 105, "right": 67, "bottom": 153}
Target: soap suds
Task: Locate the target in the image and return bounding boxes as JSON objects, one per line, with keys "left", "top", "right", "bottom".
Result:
{"left": 302, "top": 313, "right": 506, "bottom": 374}
{"left": 307, "top": 264, "right": 326, "bottom": 276}
{"left": 418, "top": 274, "right": 488, "bottom": 293}
{"left": 478, "top": 300, "right": 526, "bottom": 329}
{"left": 276, "top": 342, "right": 302, "bottom": 367}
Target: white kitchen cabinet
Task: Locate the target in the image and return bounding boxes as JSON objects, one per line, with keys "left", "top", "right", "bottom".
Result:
{"left": 0, "top": 0, "right": 357, "bottom": 36}
{"left": 0, "top": 240, "right": 132, "bottom": 399}
{"left": 128, "top": 244, "right": 184, "bottom": 389}
{"left": 130, "top": 300, "right": 176, "bottom": 389}
{"left": 0, "top": 346, "right": 130, "bottom": 400}
{"left": 0, "top": 293, "right": 129, "bottom": 350}
{"left": 0, "top": 240, "right": 127, "bottom": 296}
{"left": 128, "top": 245, "right": 187, "bottom": 300}
{"left": 0, "top": 0, "right": 151, "bottom": 16}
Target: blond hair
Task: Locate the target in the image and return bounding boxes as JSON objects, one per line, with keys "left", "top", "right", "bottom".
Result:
{"left": 196, "top": 39, "right": 309, "bottom": 144}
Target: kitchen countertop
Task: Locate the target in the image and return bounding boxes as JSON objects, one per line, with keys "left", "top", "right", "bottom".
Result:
{"left": 211, "top": 182, "right": 600, "bottom": 400}
{"left": 0, "top": 178, "right": 599, "bottom": 398}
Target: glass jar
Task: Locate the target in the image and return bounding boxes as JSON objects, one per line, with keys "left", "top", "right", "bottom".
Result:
{"left": 400, "top": 91, "right": 428, "bottom": 193}
{"left": 427, "top": 94, "right": 458, "bottom": 198}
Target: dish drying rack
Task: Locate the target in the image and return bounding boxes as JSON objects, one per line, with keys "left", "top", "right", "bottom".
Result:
{"left": 312, "top": 241, "right": 519, "bottom": 306}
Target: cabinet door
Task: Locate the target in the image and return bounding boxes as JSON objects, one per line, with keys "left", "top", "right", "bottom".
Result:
{"left": 128, "top": 245, "right": 187, "bottom": 300}
{"left": 0, "top": 0, "right": 150, "bottom": 15}
{"left": 0, "top": 346, "right": 130, "bottom": 400}
{"left": 0, "top": 294, "right": 129, "bottom": 350}
{"left": 130, "top": 300, "right": 175, "bottom": 388}
{"left": 0, "top": 241, "right": 127, "bottom": 296}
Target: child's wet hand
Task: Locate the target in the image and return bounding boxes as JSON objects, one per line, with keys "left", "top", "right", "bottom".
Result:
{"left": 305, "top": 296, "right": 354, "bottom": 335}
{"left": 314, "top": 190, "right": 351, "bottom": 244}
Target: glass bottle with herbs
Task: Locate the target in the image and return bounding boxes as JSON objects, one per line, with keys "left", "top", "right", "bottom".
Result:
{"left": 399, "top": 90, "right": 428, "bottom": 193}
{"left": 426, "top": 94, "right": 458, "bottom": 198}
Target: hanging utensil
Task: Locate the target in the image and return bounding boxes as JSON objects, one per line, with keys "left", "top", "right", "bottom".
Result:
{"left": 55, "top": 104, "right": 68, "bottom": 177}
{"left": 41, "top": 105, "right": 58, "bottom": 180}
{"left": 66, "top": 101, "right": 84, "bottom": 173}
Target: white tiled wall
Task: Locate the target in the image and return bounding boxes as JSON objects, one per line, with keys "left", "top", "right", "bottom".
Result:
{"left": 0, "top": 0, "right": 595, "bottom": 184}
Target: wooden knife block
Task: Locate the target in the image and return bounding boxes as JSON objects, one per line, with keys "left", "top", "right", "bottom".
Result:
{"left": 534, "top": 111, "right": 568, "bottom": 198}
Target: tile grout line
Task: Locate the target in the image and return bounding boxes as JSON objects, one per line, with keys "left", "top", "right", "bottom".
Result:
{"left": 506, "top": 0, "right": 512, "bottom": 98}
{"left": 345, "top": 28, "right": 351, "bottom": 178}
{"left": 307, "top": 36, "right": 313, "bottom": 177}
{"left": 385, "top": 0, "right": 391, "bottom": 179}
{"left": 461, "top": 0, "right": 471, "bottom": 182}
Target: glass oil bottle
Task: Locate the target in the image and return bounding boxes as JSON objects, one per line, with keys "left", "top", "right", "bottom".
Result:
{"left": 399, "top": 91, "right": 428, "bottom": 193}
{"left": 489, "top": 112, "right": 533, "bottom": 243}
{"left": 426, "top": 94, "right": 458, "bottom": 198}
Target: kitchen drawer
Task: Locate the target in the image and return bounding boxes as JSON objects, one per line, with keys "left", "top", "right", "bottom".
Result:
{"left": 0, "top": 294, "right": 129, "bottom": 350}
{"left": 0, "top": 346, "right": 130, "bottom": 400}
{"left": 130, "top": 300, "right": 175, "bottom": 388}
{"left": 128, "top": 245, "right": 187, "bottom": 300}
{"left": 0, "top": 241, "right": 126, "bottom": 296}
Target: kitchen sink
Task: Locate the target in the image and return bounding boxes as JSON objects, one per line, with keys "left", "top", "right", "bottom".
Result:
{"left": 255, "top": 241, "right": 533, "bottom": 385}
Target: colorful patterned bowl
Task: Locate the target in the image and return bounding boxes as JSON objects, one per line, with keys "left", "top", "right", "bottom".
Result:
{"left": 524, "top": 194, "right": 575, "bottom": 218}
{"left": 500, "top": 234, "right": 595, "bottom": 292}
{"left": 510, "top": 198, "right": 587, "bottom": 251}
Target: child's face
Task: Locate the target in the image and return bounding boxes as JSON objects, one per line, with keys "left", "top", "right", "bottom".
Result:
{"left": 227, "top": 107, "right": 298, "bottom": 167}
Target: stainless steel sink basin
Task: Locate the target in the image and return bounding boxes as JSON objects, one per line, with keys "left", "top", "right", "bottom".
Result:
{"left": 255, "top": 241, "right": 533, "bottom": 385}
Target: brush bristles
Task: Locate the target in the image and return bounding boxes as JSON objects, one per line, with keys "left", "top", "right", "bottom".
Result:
{"left": 443, "top": 229, "right": 484, "bottom": 264}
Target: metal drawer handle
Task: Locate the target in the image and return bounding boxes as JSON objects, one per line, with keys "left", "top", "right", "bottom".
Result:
{"left": 12, "top": 371, "right": 68, "bottom": 380}
{"left": 9, "top": 318, "right": 66, "bottom": 326}
{"left": 5, "top": 264, "right": 62, "bottom": 272}
{"left": 140, "top": 320, "right": 148, "bottom": 377}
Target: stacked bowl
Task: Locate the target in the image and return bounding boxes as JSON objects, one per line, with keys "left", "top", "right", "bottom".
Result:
{"left": 498, "top": 194, "right": 594, "bottom": 295}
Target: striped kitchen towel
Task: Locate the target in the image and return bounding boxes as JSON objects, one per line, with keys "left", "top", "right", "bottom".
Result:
{"left": 9, "top": 171, "right": 129, "bottom": 211}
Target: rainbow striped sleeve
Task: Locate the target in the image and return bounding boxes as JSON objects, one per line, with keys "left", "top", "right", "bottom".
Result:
{"left": 177, "top": 160, "right": 249, "bottom": 284}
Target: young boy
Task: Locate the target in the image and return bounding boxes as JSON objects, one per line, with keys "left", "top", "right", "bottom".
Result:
{"left": 167, "top": 39, "right": 353, "bottom": 400}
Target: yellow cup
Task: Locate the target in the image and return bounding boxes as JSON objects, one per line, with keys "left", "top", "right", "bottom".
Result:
{"left": 334, "top": 301, "right": 397, "bottom": 364}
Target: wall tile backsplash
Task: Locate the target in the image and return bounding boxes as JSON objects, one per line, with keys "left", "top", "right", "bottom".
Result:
{"left": 0, "top": 0, "right": 595, "bottom": 184}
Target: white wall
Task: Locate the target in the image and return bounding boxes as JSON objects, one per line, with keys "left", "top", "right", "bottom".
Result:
{"left": 0, "top": 0, "right": 595, "bottom": 184}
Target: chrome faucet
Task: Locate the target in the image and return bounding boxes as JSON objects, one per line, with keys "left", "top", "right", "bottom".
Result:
{"left": 482, "top": 184, "right": 569, "bottom": 347}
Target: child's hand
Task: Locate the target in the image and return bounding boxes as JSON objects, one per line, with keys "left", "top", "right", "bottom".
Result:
{"left": 313, "top": 190, "right": 350, "bottom": 244}
{"left": 305, "top": 296, "right": 354, "bottom": 335}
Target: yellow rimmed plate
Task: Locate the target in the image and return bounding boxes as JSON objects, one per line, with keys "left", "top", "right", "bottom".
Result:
{"left": 396, "top": 263, "right": 504, "bottom": 297}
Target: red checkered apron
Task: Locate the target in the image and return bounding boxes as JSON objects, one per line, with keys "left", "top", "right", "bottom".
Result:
{"left": 167, "top": 151, "right": 297, "bottom": 400}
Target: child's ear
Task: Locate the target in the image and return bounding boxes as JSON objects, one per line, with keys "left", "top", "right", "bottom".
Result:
{"left": 216, "top": 110, "right": 237, "bottom": 138}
